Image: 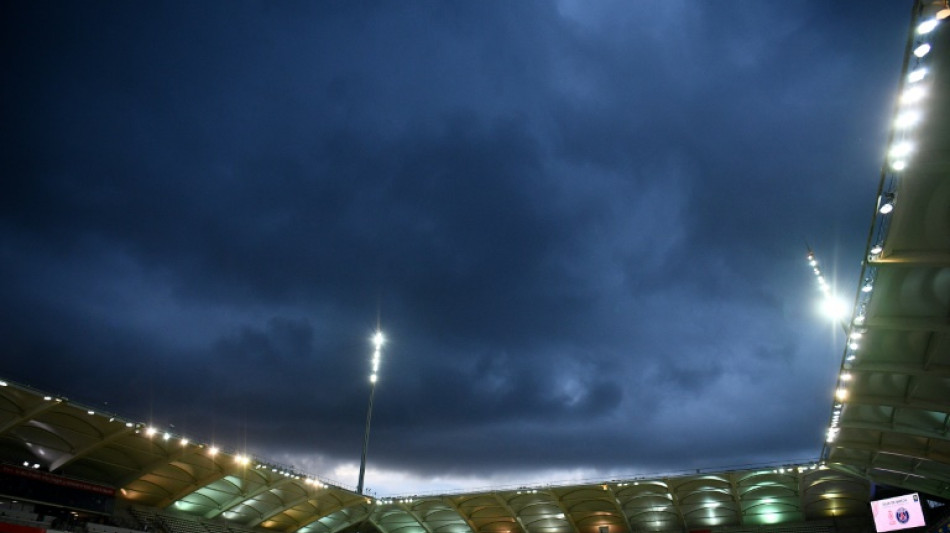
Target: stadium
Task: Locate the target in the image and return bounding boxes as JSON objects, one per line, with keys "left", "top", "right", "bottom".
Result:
{"left": 2, "top": 2, "right": 950, "bottom": 533}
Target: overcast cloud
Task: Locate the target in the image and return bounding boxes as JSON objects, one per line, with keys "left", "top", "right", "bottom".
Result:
{"left": 1, "top": 1, "right": 911, "bottom": 495}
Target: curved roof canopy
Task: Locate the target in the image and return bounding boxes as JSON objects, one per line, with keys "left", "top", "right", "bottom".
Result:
{"left": 820, "top": 0, "right": 950, "bottom": 499}
{"left": 0, "top": 380, "right": 869, "bottom": 533}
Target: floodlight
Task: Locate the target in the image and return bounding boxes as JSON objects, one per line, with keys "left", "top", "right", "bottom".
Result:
{"left": 908, "top": 68, "right": 927, "bottom": 83}
{"left": 821, "top": 296, "right": 849, "bottom": 321}
{"left": 914, "top": 43, "right": 932, "bottom": 58}
{"left": 918, "top": 19, "right": 939, "bottom": 33}
{"left": 878, "top": 193, "right": 896, "bottom": 214}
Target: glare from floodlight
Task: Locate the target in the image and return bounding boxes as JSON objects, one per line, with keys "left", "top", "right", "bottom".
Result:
{"left": 889, "top": 141, "right": 913, "bottom": 158}
{"left": 918, "top": 19, "right": 939, "bottom": 33}
{"left": 821, "top": 296, "right": 849, "bottom": 321}
{"left": 895, "top": 110, "right": 920, "bottom": 129}
{"left": 914, "top": 43, "right": 932, "bottom": 58}
{"left": 908, "top": 68, "right": 927, "bottom": 83}
{"left": 901, "top": 86, "right": 926, "bottom": 105}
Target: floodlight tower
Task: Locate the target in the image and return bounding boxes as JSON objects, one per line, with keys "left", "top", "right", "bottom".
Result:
{"left": 357, "top": 330, "right": 384, "bottom": 495}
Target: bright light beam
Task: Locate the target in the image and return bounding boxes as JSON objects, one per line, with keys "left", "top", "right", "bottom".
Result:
{"left": 806, "top": 248, "right": 849, "bottom": 331}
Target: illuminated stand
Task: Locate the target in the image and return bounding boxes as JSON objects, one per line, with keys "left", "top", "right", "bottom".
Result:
{"left": 357, "top": 330, "right": 384, "bottom": 495}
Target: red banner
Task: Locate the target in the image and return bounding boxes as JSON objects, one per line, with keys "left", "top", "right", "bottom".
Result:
{"left": 0, "top": 522, "right": 45, "bottom": 533}
{"left": 0, "top": 464, "right": 115, "bottom": 496}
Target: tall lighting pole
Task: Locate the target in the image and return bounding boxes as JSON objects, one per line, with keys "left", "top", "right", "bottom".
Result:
{"left": 357, "top": 330, "right": 384, "bottom": 495}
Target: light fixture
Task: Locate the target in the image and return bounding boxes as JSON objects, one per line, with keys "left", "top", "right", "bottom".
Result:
{"left": 901, "top": 86, "right": 927, "bottom": 104}
{"left": 870, "top": 243, "right": 883, "bottom": 255}
{"left": 889, "top": 141, "right": 913, "bottom": 158}
{"left": 879, "top": 193, "right": 896, "bottom": 214}
{"left": 918, "top": 19, "right": 939, "bottom": 33}
{"left": 939, "top": 7, "right": 950, "bottom": 20}
{"left": 895, "top": 110, "right": 920, "bottom": 129}
{"left": 909, "top": 68, "right": 928, "bottom": 83}
{"left": 914, "top": 43, "right": 932, "bottom": 58}
{"left": 822, "top": 296, "right": 849, "bottom": 320}
{"left": 358, "top": 328, "right": 386, "bottom": 495}
{"left": 862, "top": 282, "right": 873, "bottom": 293}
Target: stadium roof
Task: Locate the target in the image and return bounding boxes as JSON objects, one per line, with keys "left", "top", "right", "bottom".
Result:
{"left": 2, "top": 1, "right": 949, "bottom": 533}
{"left": 819, "top": 0, "right": 950, "bottom": 500}
{"left": 0, "top": 380, "right": 870, "bottom": 532}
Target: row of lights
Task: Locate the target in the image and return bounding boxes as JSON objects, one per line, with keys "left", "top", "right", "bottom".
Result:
{"left": 771, "top": 464, "right": 822, "bottom": 475}
{"left": 370, "top": 331, "right": 384, "bottom": 383}
{"left": 252, "top": 463, "right": 327, "bottom": 487}
{"left": 22, "top": 381, "right": 337, "bottom": 490}
{"left": 826, "top": 4, "right": 948, "bottom": 445}
{"left": 806, "top": 250, "right": 848, "bottom": 320}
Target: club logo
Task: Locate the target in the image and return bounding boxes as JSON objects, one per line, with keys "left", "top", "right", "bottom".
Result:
{"left": 895, "top": 507, "right": 910, "bottom": 524}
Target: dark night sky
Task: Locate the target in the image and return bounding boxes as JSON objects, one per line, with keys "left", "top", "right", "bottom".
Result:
{"left": 1, "top": 2, "right": 912, "bottom": 495}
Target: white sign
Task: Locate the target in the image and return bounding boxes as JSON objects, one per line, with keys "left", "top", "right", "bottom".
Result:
{"left": 870, "top": 492, "right": 926, "bottom": 532}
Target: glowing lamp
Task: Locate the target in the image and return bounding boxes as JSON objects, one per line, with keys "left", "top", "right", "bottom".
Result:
{"left": 918, "top": 19, "right": 939, "bottom": 33}
{"left": 914, "top": 43, "right": 931, "bottom": 58}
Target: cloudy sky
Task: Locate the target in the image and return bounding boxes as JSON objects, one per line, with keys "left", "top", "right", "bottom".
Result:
{"left": 2, "top": 1, "right": 912, "bottom": 496}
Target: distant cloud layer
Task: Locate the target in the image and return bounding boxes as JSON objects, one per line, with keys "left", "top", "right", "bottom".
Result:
{"left": 1, "top": 1, "right": 909, "bottom": 494}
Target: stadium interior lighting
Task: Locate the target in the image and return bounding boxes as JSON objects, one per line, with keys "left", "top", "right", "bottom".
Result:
{"left": 878, "top": 193, "right": 895, "bottom": 214}
{"left": 914, "top": 42, "right": 932, "bottom": 57}
{"left": 901, "top": 85, "right": 927, "bottom": 104}
{"left": 908, "top": 67, "right": 927, "bottom": 82}
{"left": 889, "top": 141, "right": 913, "bottom": 158}
{"left": 918, "top": 18, "right": 940, "bottom": 33}
{"left": 895, "top": 110, "right": 920, "bottom": 129}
